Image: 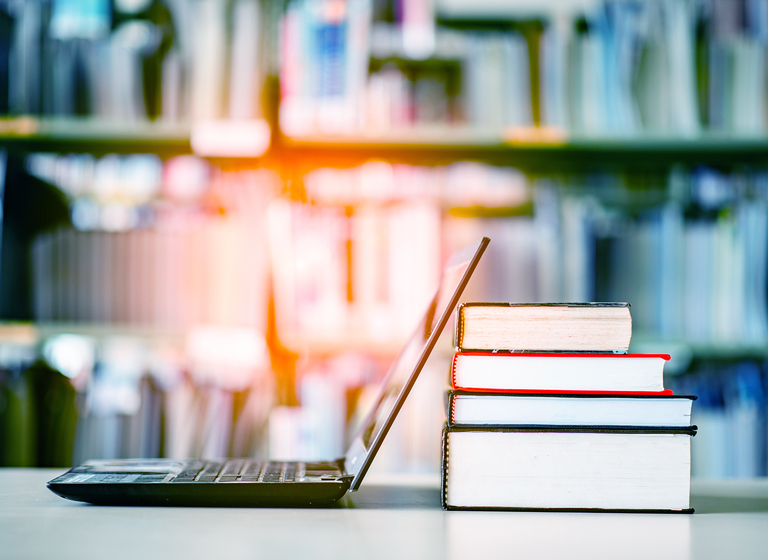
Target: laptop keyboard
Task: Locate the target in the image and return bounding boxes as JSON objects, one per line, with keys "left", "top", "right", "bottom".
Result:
{"left": 169, "top": 460, "right": 342, "bottom": 483}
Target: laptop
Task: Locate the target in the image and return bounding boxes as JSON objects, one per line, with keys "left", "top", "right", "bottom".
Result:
{"left": 47, "top": 237, "right": 489, "bottom": 507}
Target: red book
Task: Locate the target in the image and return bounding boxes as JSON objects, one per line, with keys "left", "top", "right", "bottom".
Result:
{"left": 451, "top": 352, "right": 672, "bottom": 395}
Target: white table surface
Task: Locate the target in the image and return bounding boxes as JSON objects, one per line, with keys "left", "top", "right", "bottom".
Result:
{"left": 2, "top": 469, "right": 768, "bottom": 560}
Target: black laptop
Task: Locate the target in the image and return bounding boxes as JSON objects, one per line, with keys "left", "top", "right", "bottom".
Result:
{"left": 47, "top": 238, "right": 489, "bottom": 507}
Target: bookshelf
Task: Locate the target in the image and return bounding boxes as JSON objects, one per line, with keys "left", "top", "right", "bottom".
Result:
{"left": 2, "top": 0, "right": 768, "bottom": 479}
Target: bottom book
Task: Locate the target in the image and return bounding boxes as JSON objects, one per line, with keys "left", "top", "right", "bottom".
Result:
{"left": 441, "top": 425, "right": 696, "bottom": 512}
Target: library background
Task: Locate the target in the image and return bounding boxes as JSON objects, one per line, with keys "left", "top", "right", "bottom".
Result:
{"left": 0, "top": 0, "right": 766, "bottom": 479}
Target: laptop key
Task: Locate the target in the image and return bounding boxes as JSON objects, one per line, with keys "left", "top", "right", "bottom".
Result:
{"left": 261, "top": 461, "right": 282, "bottom": 482}
{"left": 196, "top": 476, "right": 217, "bottom": 483}
{"left": 194, "top": 462, "right": 222, "bottom": 482}
{"left": 171, "top": 460, "right": 205, "bottom": 482}
{"left": 241, "top": 460, "right": 264, "bottom": 477}
{"left": 220, "top": 460, "right": 243, "bottom": 477}
{"left": 283, "top": 463, "right": 296, "bottom": 482}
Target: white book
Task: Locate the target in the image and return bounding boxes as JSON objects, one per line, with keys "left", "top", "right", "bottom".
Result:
{"left": 634, "top": 3, "right": 670, "bottom": 132}
{"left": 61, "top": 228, "right": 77, "bottom": 320}
{"left": 31, "top": 232, "right": 54, "bottom": 321}
{"left": 539, "top": 18, "right": 570, "bottom": 129}
{"left": 464, "top": 34, "right": 504, "bottom": 127}
{"left": 74, "top": 232, "right": 91, "bottom": 322}
{"left": 580, "top": 31, "right": 607, "bottom": 132}
{"left": 691, "top": 408, "right": 728, "bottom": 477}
{"left": 560, "top": 197, "right": 594, "bottom": 302}
{"left": 451, "top": 353, "right": 669, "bottom": 393}
{"left": 448, "top": 392, "right": 694, "bottom": 427}
{"left": 228, "top": 0, "right": 261, "bottom": 120}
{"left": 712, "top": 215, "right": 739, "bottom": 342}
{"left": 99, "top": 232, "right": 114, "bottom": 323}
{"left": 442, "top": 426, "right": 694, "bottom": 511}
{"left": 110, "top": 21, "right": 154, "bottom": 121}
{"left": 683, "top": 220, "right": 713, "bottom": 342}
{"left": 730, "top": 38, "right": 765, "bottom": 132}
{"left": 191, "top": 0, "right": 226, "bottom": 120}
{"left": 351, "top": 205, "right": 390, "bottom": 337}
{"left": 501, "top": 32, "right": 532, "bottom": 127}
{"left": 658, "top": 203, "right": 684, "bottom": 338}
{"left": 740, "top": 201, "right": 768, "bottom": 342}
{"left": 662, "top": 0, "right": 700, "bottom": 135}
{"left": 161, "top": 49, "right": 183, "bottom": 121}
{"left": 9, "top": 0, "right": 42, "bottom": 114}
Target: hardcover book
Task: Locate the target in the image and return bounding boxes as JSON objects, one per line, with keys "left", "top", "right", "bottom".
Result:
{"left": 447, "top": 391, "right": 695, "bottom": 427}
{"left": 441, "top": 425, "right": 696, "bottom": 512}
{"left": 451, "top": 352, "right": 671, "bottom": 394}
{"left": 454, "top": 302, "right": 632, "bottom": 352}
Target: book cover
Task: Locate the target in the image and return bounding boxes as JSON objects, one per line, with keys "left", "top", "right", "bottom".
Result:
{"left": 447, "top": 390, "right": 695, "bottom": 427}
{"left": 450, "top": 352, "right": 671, "bottom": 395}
{"left": 454, "top": 302, "right": 632, "bottom": 353}
{"left": 441, "top": 424, "right": 696, "bottom": 512}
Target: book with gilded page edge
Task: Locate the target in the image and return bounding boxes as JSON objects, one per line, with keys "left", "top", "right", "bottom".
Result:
{"left": 450, "top": 352, "right": 672, "bottom": 394}
{"left": 454, "top": 302, "right": 632, "bottom": 352}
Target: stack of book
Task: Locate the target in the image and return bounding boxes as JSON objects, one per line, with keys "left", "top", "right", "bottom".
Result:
{"left": 441, "top": 303, "right": 697, "bottom": 512}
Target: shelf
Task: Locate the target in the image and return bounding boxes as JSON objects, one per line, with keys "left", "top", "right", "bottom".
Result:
{"left": 0, "top": 323, "right": 39, "bottom": 347}
{"left": 277, "top": 330, "right": 407, "bottom": 357}
{"left": 0, "top": 117, "right": 192, "bottom": 155}
{"left": 4, "top": 117, "right": 768, "bottom": 171}
{"left": 278, "top": 128, "right": 768, "bottom": 171}
{"left": 0, "top": 118, "right": 272, "bottom": 158}
{"left": 0, "top": 322, "right": 186, "bottom": 348}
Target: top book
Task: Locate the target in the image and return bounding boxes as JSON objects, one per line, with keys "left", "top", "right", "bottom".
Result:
{"left": 454, "top": 303, "right": 632, "bottom": 352}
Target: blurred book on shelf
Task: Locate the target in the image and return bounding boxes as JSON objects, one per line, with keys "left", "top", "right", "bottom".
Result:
{"left": 670, "top": 360, "right": 767, "bottom": 478}
{"left": 279, "top": 0, "right": 768, "bottom": 140}
{"left": 594, "top": 169, "right": 768, "bottom": 346}
{"left": 267, "top": 196, "right": 441, "bottom": 353}
{"left": 27, "top": 154, "right": 276, "bottom": 331}
{"left": 0, "top": 0, "right": 266, "bottom": 122}
{"left": 279, "top": 0, "right": 536, "bottom": 135}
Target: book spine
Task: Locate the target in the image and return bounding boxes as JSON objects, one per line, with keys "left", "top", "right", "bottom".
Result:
{"left": 450, "top": 353, "right": 459, "bottom": 392}
{"left": 440, "top": 424, "right": 449, "bottom": 510}
{"left": 454, "top": 304, "right": 466, "bottom": 350}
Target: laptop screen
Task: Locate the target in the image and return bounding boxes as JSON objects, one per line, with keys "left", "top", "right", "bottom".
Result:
{"left": 345, "top": 238, "right": 489, "bottom": 490}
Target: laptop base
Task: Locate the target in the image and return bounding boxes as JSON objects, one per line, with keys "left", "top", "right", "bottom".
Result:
{"left": 47, "top": 459, "right": 352, "bottom": 507}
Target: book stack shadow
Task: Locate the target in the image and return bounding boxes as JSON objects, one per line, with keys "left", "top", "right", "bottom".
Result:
{"left": 441, "top": 303, "right": 697, "bottom": 512}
